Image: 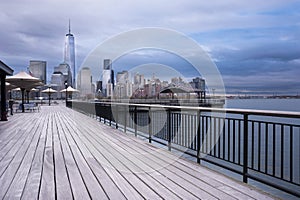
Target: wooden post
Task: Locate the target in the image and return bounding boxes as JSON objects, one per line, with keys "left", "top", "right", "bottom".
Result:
{"left": 0, "top": 74, "right": 7, "bottom": 121}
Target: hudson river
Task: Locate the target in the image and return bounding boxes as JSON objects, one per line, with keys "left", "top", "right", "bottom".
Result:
{"left": 226, "top": 98, "right": 300, "bottom": 112}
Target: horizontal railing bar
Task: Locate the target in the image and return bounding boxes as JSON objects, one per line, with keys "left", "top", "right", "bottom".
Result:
{"left": 86, "top": 101, "right": 300, "bottom": 119}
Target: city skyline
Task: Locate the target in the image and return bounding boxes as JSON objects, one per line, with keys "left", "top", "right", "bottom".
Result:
{"left": 1, "top": 0, "right": 299, "bottom": 94}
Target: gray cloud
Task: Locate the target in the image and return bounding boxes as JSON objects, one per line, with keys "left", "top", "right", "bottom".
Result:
{"left": 0, "top": 0, "right": 299, "bottom": 94}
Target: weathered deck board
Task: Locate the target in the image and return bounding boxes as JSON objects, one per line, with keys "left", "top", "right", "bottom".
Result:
{"left": 0, "top": 104, "right": 276, "bottom": 200}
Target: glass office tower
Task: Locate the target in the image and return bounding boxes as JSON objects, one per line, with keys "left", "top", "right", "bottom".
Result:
{"left": 64, "top": 20, "right": 75, "bottom": 87}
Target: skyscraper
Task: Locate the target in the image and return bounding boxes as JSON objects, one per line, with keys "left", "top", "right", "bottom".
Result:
{"left": 77, "top": 67, "right": 92, "bottom": 97}
{"left": 28, "top": 60, "right": 47, "bottom": 83}
{"left": 64, "top": 20, "right": 75, "bottom": 87}
{"left": 101, "top": 59, "right": 114, "bottom": 96}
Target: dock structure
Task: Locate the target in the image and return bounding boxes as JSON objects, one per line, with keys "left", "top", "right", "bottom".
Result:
{"left": 0, "top": 105, "right": 275, "bottom": 199}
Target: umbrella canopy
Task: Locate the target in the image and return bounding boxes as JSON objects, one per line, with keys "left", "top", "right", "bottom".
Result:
{"left": 5, "top": 82, "right": 17, "bottom": 90}
{"left": 60, "top": 86, "right": 79, "bottom": 93}
{"left": 31, "top": 88, "right": 39, "bottom": 92}
{"left": 6, "top": 71, "right": 42, "bottom": 112}
{"left": 41, "top": 88, "right": 57, "bottom": 93}
{"left": 41, "top": 88, "right": 57, "bottom": 106}
{"left": 12, "top": 87, "right": 21, "bottom": 91}
{"left": 6, "top": 71, "right": 41, "bottom": 88}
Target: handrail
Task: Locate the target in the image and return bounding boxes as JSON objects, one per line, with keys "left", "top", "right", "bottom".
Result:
{"left": 91, "top": 101, "right": 300, "bottom": 118}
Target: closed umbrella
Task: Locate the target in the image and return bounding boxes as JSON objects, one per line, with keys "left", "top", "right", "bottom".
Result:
{"left": 41, "top": 88, "right": 57, "bottom": 106}
{"left": 6, "top": 71, "right": 41, "bottom": 112}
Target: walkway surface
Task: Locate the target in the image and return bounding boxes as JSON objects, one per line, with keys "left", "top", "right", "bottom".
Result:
{"left": 0, "top": 104, "right": 276, "bottom": 199}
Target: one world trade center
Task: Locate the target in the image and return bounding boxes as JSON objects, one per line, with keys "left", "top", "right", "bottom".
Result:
{"left": 64, "top": 20, "right": 76, "bottom": 87}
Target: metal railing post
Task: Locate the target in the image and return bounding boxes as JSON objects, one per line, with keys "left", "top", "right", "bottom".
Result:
{"left": 243, "top": 114, "right": 249, "bottom": 183}
{"left": 124, "top": 105, "right": 127, "bottom": 133}
{"left": 134, "top": 106, "right": 137, "bottom": 137}
{"left": 168, "top": 108, "right": 172, "bottom": 151}
{"left": 116, "top": 105, "right": 118, "bottom": 129}
{"left": 148, "top": 107, "right": 152, "bottom": 143}
{"left": 197, "top": 110, "right": 201, "bottom": 164}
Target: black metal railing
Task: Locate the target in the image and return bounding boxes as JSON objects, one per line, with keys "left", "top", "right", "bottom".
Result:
{"left": 67, "top": 101, "right": 300, "bottom": 197}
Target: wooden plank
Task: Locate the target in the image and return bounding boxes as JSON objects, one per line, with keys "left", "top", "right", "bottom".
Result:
{"left": 21, "top": 112, "right": 49, "bottom": 199}
{"left": 0, "top": 105, "right": 276, "bottom": 199}
{"left": 106, "top": 135, "right": 235, "bottom": 200}
{"left": 82, "top": 126, "right": 216, "bottom": 200}
{"left": 69, "top": 108, "right": 274, "bottom": 200}
{"left": 0, "top": 113, "right": 44, "bottom": 198}
{"left": 39, "top": 112, "right": 55, "bottom": 200}
{"left": 56, "top": 112, "right": 126, "bottom": 200}
{"left": 55, "top": 111, "right": 91, "bottom": 199}
{"left": 65, "top": 112, "right": 197, "bottom": 199}
{"left": 60, "top": 111, "right": 143, "bottom": 199}
{"left": 52, "top": 112, "right": 73, "bottom": 200}
{"left": 0, "top": 115, "right": 38, "bottom": 161}
{"left": 55, "top": 112, "right": 109, "bottom": 200}
{"left": 109, "top": 124, "right": 274, "bottom": 200}
{"left": 78, "top": 127, "right": 188, "bottom": 199}
{"left": 4, "top": 113, "right": 46, "bottom": 199}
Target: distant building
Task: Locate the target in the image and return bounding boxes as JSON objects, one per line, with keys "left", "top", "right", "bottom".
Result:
{"left": 133, "top": 73, "right": 145, "bottom": 90}
{"left": 115, "top": 70, "right": 133, "bottom": 98}
{"left": 64, "top": 20, "right": 76, "bottom": 87}
{"left": 77, "top": 67, "right": 92, "bottom": 97}
{"left": 103, "top": 59, "right": 111, "bottom": 70}
{"left": 116, "top": 70, "right": 129, "bottom": 84}
{"left": 171, "top": 77, "right": 183, "bottom": 86}
{"left": 51, "top": 72, "right": 64, "bottom": 90}
{"left": 28, "top": 60, "right": 47, "bottom": 83}
{"left": 101, "top": 59, "right": 114, "bottom": 96}
{"left": 190, "top": 77, "right": 206, "bottom": 99}
{"left": 190, "top": 77, "right": 205, "bottom": 91}
{"left": 96, "top": 81, "right": 102, "bottom": 93}
{"left": 50, "top": 62, "right": 72, "bottom": 95}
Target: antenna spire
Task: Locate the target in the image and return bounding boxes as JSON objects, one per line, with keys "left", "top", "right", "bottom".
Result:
{"left": 68, "top": 19, "right": 71, "bottom": 34}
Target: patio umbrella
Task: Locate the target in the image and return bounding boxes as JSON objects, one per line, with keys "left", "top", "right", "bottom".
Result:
{"left": 5, "top": 82, "right": 17, "bottom": 90}
{"left": 60, "top": 86, "right": 79, "bottom": 103}
{"left": 60, "top": 86, "right": 79, "bottom": 93}
{"left": 41, "top": 88, "right": 57, "bottom": 106}
{"left": 6, "top": 71, "right": 41, "bottom": 112}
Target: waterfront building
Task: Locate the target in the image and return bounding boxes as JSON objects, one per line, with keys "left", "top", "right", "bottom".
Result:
{"left": 190, "top": 77, "right": 206, "bottom": 99}
{"left": 116, "top": 70, "right": 129, "bottom": 84}
{"left": 77, "top": 67, "right": 92, "bottom": 97}
{"left": 190, "top": 77, "right": 205, "bottom": 91}
{"left": 50, "top": 63, "right": 72, "bottom": 98}
{"left": 50, "top": 72, "right": 64, "bottom": 99}
{"left": 64, "top": 20, "right": 76, "bottom": 87}
{"left": 106, "top": 83, "right": 114, "bottom": 97}
{"left": 28, "top": 60, "right": 47, "bottom": 84}
{"left": 171, "top": 77, "right": 183, "bottom": 86}
{"left": 101, "top": 59, "right": 114, "bottom": 96}
{"left": 115, "top": 70, "right": 133, "bottom": 98}
{"left": 133, "top": 73, "right": 145, "bottom": 88}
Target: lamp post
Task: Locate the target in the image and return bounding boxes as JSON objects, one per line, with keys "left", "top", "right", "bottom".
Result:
{"left": 65, "top": 82, "right": 68, "bottom": 107}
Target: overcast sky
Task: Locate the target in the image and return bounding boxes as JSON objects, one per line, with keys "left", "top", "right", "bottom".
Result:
{"left": 1, "top": 0, "right": 299, "bottom": 94}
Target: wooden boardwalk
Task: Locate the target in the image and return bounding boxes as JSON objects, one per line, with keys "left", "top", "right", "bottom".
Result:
{"left": 0, "top": 104, "right": 276, "bottom": 199}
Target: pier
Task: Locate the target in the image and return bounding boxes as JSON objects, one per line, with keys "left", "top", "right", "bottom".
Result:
{"left": 0, "top": 104, "right": 278, "bottom": 199}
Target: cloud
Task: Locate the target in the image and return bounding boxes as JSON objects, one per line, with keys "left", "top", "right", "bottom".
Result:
{"left": 0, "top": 0, "right": 299, "bottom": 94}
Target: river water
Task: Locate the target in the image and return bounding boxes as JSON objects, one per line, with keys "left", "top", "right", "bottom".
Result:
{"left": 225, "top": 98, "right": 300, "bottom": 112}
